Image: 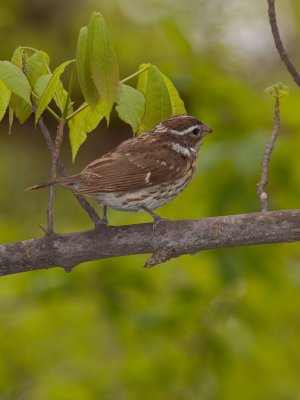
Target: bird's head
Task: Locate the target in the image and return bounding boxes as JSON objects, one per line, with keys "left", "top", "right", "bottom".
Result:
{"left": 152, "top": 114, "right": 212, "bottom": 153}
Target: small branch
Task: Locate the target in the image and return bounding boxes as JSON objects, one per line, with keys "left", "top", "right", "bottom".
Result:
{"left": 257, "top": 94, "right": 280, "bottom": 211}
{"left": 46, "top": 120, "right": 66, "bottom": 234}
{"left": 66, "top": 102, "right": 88, "bottom": 121}
{"left": 36, "top": 113, "right": 101, "bottom": 227}
{"left": 267, "top": 0, "right": 300, "bottom": 87}
{"left": 120, "top": 65, "right": 150, "bottom": 84}
{"left": 21, "top": 53, "right": 101, "bottom": 228}
{"left": 0, "top": 210, "right": 299, "bottom": 276}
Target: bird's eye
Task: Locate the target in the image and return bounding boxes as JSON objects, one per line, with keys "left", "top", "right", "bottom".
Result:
{"left": 192, "top": 128, "right": 200, "bottom": 135}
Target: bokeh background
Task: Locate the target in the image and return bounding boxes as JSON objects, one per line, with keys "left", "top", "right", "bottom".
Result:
{"left": 1, "top": 0, "right": 300, "bottom": 398}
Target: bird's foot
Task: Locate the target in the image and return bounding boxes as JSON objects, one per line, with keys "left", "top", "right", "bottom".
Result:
{"left": 94, "top": 206, "right": 109, "bottom": 229}
{"left": 140, "top": 205, "right": 169, "bottom": 230}
{"left": 152, "top": 215, "right": 169, "bottom": 231}
{"left": 94, "top": 216, "right": 108, "bottom": 230}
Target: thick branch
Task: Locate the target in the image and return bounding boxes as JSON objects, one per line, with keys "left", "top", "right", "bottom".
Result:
{"left": 267, "top": 0, "right": 300, "bottom": 87}
{"left": 0, "top": 210, "right": 299, "bottom": 276}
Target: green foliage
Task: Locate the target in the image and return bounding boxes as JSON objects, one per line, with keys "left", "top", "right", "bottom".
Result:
{"left": 0, "top": 61, "right": 31, "bottom": 104}
{"left": 34, "top": 60, "right": 74, "bottom": 123}
{"left": 137, "top": 63, "right": 186, "bottom": 131}
{"left": 68, "top": 99, "right": 106, "bottom": 161}
{"left": 137, "top": 63, "right": 172, "bottom": 131}
{"left": 76, "top": 26, "right": 100, "bottom": 108}
{"left": 0, "top": 80, "right": 11, "bottom": 123}
{"left": 162, "top": 72, "right": 187, "bottom": 114}
{"left": 0, "top": 12, "right": 185, "bottom": 159}
{"left": 9, "top": 95, "right": 32, "bottom": 124}
{"left": 116, "top": 83, "right": 145, "bottom": 133}
{"left": 88, "top": 12, "right": 119, "bottom": 121}
{"left": 26, "top": 51, "right": 50, "bottom": 87}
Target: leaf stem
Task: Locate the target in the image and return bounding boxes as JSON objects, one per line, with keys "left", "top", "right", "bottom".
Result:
{"left": 20, "top": 46, "right": 40, "bottom": 54}
{"left": 120, "top": 66, "right": 149, "bottom": 84}
{"left": 66, "top": 66, "right": 150, "bottom": 122}
{"left": 66, "top": 101, "right": 88, "bottom": 121}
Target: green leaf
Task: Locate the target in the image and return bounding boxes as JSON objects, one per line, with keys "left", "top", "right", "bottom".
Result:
{"left": 27, "top": 51, "right": 50, "bottom": 87}
{"left": 0, "top": 80, "right": 11, "bottom": 123}
{"left": 136, "top": 63, "right": 149, "bottom": 94}
{"left": 35, "top": 74, "right": 73, "bottom": 116}
{"left": 35, "top": 60, "right": 74, "bottom": 123}
{"left": 137, "top": 63, "right": 172, "bottom": 132}
{"left": 0, "top": 61, "right": 31, "bottom": 105}
{"left": 76, "top": 26, "right": 99, "bottom": 108}
{"left": 116, "top": 83, "right": 145, "bottom": 133}
{"left": 88, "top": 12, "right": 119, "bottom": 120}
{"left": 264, "top": 82, "right": 290, "bottom": 98}
{"left": 54, "top": 80, "right": 73, "bottom": 115}
{"left": 34, "top": 74, "right": 51, "bottom": 99}
{"left": 9, "top": 94, "right": 32, "bottom": 124}
{"left": 68, "top": 98, "right": 106, "bottom": 161}
{"left": 162, "top": 73, "right": 186, "bottom": 114}
{"left": 11, "top": 46, "right": 24, "bottom": 68}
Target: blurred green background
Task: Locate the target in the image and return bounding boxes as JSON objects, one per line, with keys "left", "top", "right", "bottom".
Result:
{"left": 1, "top": 0, "right": 300, "bottom": 398}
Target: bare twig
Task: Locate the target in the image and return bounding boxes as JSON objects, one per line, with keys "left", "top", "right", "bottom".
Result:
{"left": 257, "top": 95, "right": 280, "bottom": 211}
{"left": 36, "top": 114, "right": 101, "bottom": 228}
{"left": 267, "top": 0, "right": 300, "bottom": 87}
{"left": 53, "top": 121, "right": 65, "bottom": 175}
{"left": 0, "top": 210, "right": 299, "bottom": 276}
{"left": 47, "top": 120, "right": 66, "bottom": 234}
{"left": 21, "top": 50, "right": 101, "bottom": 228}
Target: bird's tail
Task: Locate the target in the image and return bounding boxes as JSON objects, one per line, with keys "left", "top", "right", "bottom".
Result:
{"left": 26, "top": 175, "right": 81, "bottom": 191}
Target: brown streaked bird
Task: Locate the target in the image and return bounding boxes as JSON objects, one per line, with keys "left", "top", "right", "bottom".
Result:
{"left": 27, "top": 114, "right": 212, "bottom": 225}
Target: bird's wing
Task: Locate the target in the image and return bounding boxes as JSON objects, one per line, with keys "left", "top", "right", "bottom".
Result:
{"left": 75, "top": 138, "right": 192, "bottom": 194}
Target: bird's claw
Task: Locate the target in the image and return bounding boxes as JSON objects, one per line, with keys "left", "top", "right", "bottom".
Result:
{"left": 94, "top": 217, "right": 108, "bottom": 230}
{"left": 152, "top": 216, "right": 169, "bottom": 231}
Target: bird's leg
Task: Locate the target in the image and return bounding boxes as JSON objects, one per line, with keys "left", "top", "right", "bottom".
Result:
{"left": 102, "top": 205, "right": 108, "bottom": 226}
{"left": 141, "top": 205, "right": 169, "bottom": 229}
{"left": 94, "top": 205, "right": 108, "bottom": 229}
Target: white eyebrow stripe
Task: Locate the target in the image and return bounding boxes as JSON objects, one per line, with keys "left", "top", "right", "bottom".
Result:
{"left": 169, "top": 125, "right": 199, "bottom": 136}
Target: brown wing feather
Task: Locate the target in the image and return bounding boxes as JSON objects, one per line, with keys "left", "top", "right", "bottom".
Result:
{"left": 75, "top": 136, "right": 192, "bottom": 194}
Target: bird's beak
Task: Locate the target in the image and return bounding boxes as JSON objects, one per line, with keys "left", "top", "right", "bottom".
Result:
{"left": 202, "top": 124, "right": 213, "bottom": 136}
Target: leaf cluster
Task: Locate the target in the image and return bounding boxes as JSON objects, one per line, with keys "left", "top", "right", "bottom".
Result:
{"left": 0, "top": 12, "right": 186, "bottom": 160}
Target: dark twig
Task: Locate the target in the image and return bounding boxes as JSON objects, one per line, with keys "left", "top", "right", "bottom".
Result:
{"left": 47, "top": 120, "right": 66, "bottom": 234}
{"left": 257, "top": 94, "right": 280, "bottom": 211}
{"left": 36, "top": 113, "right": 101, "bottom": 228}
{"left": 267, "top": 0, "right": 300, "bottom": 87}
{"left": 21, "top": 50, "right": 101, "bottom": 228}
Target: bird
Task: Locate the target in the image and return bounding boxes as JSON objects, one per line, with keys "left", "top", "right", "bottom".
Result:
{"left": 27, "top": 114, "right": 212, "bottom": 226}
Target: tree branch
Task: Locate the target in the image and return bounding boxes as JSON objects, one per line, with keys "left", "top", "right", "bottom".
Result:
{"left": 0, "top": 210, "right": 299, "bottom": 276}
{"left": 267, "top": 0, "right": 300, "bottom": 87}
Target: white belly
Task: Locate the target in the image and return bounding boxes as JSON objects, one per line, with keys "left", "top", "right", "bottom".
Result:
{"left": 88, "top": 177, "right": 190, "bottom": 212}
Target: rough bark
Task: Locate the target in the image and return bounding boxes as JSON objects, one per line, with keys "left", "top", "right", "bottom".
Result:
{"left": 0, "top": 209, "right": 299, "bottom": 276}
